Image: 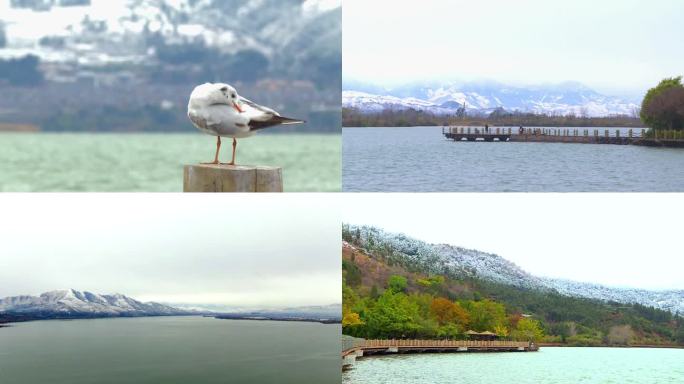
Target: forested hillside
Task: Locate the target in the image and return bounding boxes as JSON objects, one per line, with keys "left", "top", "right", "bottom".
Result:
{"left": 342, "top": 227, "right": 684, "bottom": 347}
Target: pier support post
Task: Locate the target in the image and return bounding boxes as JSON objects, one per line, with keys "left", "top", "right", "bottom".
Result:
{"left": 183, "top": 164, "right": 283, "bottom": 192}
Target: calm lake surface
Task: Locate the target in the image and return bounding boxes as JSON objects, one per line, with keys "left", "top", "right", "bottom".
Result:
{"left": 0, "top": 133, "right": 340, "bottom": 192}
{"left": 0, "top": 316, "right": 341, "bottom": 384}
{"left": 343, "top": 347, "right": 684, "bottom": 384}
{"left": 343, "top": 127, "right": 684, "bottom": 192}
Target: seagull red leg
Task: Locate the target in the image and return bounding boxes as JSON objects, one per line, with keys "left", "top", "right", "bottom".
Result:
{"left": 202, "top": 136, "right": 221, "bottom": 165}
{"left": 230, "top": 138, "right": 237, "bottom": 165}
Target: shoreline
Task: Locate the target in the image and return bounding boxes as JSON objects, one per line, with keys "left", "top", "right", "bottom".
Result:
{"left": 539, "top": 343, "right": 684, "bottom": 349}
{"left": 213, "top": 315, "right": 341, "bottom": 325}
{"left": 0, "top": 313, "right": 200, "bottom": 327}
{"left": 342, "top": 125, "right": 647, "bottom": 129}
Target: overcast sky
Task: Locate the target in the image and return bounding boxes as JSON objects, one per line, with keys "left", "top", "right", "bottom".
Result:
{"left": 344, "top": 0, "right": 684, "bottom": 96}
{"left": 342, "top": 194, "right": 683, "bottom": 291}
{"left": 0, "top": 194, "right": 341, "bottom": 308}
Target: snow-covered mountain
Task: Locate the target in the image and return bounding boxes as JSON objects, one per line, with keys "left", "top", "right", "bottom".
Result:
{"left": 0, "top": 0, "right": 340, "bottom": 82}
{"left": 0, "top": 289, "right": 191, "bottom": 316}
{"left": 343, "top": 81, "right": 640, "bottom": 117}
{"left": 345, "top": 225, "right": 684, "bottom": 314}
{"left": 171, "top": 303, "right": 341, "bottom": 319}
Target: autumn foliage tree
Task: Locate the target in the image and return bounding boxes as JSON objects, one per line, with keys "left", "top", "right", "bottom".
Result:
{"left": 429, "top": 297, "right": 469, "bottom": 329}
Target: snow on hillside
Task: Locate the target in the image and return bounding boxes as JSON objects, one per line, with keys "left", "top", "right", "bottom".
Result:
{"left": 0, "top": 289, "right": 189, "bottom": 316}
{"left": 343, "top": 81, "right": 640, "bottom": 117}
{"left": 0, "top": 0, "right": 340, "bottom": 78}
{"left": 342, "top": 90, "right": 455, "bottom": 113}
{"left": 346, "top": 225, "right": 684, "bottom": 314}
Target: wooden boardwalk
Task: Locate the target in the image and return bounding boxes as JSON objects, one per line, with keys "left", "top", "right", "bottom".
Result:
{"left": 442, "top": 126, "right": 684, "bottom": 147}
{"left": 342, "top": 339, "right": 538, "bottom": 368}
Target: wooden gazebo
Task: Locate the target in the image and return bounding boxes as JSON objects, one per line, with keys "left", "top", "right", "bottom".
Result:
{"left": 465, "top": 330, "right": 499, "bottom": 341}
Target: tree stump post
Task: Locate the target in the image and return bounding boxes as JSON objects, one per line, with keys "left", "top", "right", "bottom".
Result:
{"left": 183, "top": 164, "right": 283, "bottom": 192}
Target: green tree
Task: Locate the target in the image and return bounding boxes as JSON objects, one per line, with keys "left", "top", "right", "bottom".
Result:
{"left": 364, "top": 290, "right": 421, "bottom": 338}
{"left": 342, "top": 259, "right": 362, "bottom": 286}
{"left": 387, "top": 275, "right": 408, "bottom": 294}
{"left": 464, "top": 299, "right": 507, "bottom": 332}
{"left": 511, "top": 318, "right": 544, "bottom": 342}
{"left": 640, "top": 76, "right": 684, "bottom": 130}
{"left": 417, "top": 275, "right": 445, "bottom": 294}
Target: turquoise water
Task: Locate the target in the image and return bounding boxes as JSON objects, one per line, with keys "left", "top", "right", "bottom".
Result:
{"left": 0, "top": 316, "right": 341, "bottom": 384}
{"left": 343, "top": 127, "right": 684, "bottom": 192}
{"left": 0, "top": 133, "right": 340, "bottom": 192}
{"left": 343, "top": 347, "right": 684, "bottom": 384}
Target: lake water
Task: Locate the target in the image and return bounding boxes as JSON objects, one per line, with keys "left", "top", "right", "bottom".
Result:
{"left": 0, "top": 316, "right": 341, "bottom": 384}
{"left": 0, "top": 133, "right": 340, "bottom": 192}
{"left": 343, "top": 347, "right": 684, "bottom": 384}
{"left": 343, "top": 127, "right": 684, "bottom": 192}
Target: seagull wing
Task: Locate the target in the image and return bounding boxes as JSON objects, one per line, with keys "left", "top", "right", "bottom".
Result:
{"left": 239, "top": 96, "right": 280, "bottom": 120}
{"left": 189, "top": 106, "right": 250, "bottom": 137}
{"left": 239, "top": 96, "right": 305, "bottom": 130}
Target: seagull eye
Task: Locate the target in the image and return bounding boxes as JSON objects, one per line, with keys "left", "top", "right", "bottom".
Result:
{"left": 231, "top": 93, "right": 236, "bottom": 98}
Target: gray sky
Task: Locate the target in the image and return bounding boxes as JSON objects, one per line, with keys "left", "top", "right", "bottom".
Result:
{"left": 344, "top": 0, "right": 684, "bottom": 96}
{"left": 0, "top": 194, "right": 341, "bottom": 307}
{"left": 341, "top": 194, "right": 684, "bottom": 290}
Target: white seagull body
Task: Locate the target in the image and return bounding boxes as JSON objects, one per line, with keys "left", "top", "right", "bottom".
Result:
{"left": 187, "top": 82, "right": 304, "bottom": 164}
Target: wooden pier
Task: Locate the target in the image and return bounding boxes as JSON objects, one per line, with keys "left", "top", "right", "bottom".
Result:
{"left": 442, "top": 126, "right": 684, "bottom": 147}
{"left": 342, "top": 339, "right": 538, "bottom": 369}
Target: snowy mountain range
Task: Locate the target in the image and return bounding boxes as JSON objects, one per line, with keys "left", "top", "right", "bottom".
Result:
{"left": 0, "top": 289, "right": 191, "bottom": 317}
{"left": 0, "top": 0, "right": 340, "bottom": 83}
{"left": 0, "top": 289, "right": 341, "bottom": 323}
{"left": 343, "top": 81, "right": 640, "bottom": 117}
{"left": 172, "top": 302, "right": 342, "bottom": 319}
{"left": 345, "top": 225, "right": 684, "bottom": 314}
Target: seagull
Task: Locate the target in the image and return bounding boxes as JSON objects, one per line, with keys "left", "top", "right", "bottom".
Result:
{"left": 187, "top": 82, "right": 305, "bottom": 165}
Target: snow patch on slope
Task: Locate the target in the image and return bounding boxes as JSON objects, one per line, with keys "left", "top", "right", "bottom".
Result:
{"left": 0, "top": 289, "right": 190, "bottom": 316}
{"left": 347, "top": 225, "right": 684, "bottom": 314}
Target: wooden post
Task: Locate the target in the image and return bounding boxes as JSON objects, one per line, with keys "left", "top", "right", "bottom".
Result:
{"left": 183, "top": 164, "right": 283, "bottom": 192}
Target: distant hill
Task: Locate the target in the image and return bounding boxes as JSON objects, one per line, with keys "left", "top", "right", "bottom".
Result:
{"left": 215, "top": 304, "right": 342, "bottom": 324}
{"left": 343, "top": 80, "right": 639, "bottom": 117}
{"left": 0, "top": 289, "right": 194, "bottom": 322}
{"left": 0, "top": 290, "right": 342, "bottom": 325}
{"left": 0, "top": 0, "right": 341, "bottom": 132}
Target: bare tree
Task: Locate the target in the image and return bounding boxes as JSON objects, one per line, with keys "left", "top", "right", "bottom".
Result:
{"left": 607, "top": 325, "right": 634, "bottom": 345}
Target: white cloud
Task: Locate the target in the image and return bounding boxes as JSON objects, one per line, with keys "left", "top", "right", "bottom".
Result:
{"left": 0, "top": 194, "right": 341, "bottom": 307}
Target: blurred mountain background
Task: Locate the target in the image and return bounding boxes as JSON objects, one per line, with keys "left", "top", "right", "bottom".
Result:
{"left": 0, "top": 0, "right": 341, "bottom": 132}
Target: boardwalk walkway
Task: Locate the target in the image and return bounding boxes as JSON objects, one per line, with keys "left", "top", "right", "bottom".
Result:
{"left": 342, "top": 338, "right": 539, "bottom": 368}
{"left": 442, "top": 126, "right": 684, "bottom": 147}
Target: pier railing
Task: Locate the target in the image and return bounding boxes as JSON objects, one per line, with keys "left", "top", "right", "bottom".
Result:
{"left": 444, "top": 126, "right": 646, "bottom": 138}
{"left": 361, "top": 339, "right": 530, "bottom": 348}
{"left": 342, "top": 338, "right": 538, "bottom": 366}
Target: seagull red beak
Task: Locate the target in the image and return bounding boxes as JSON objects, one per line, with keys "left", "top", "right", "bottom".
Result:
{"left": 233, "top": 101, "right": 243, "bottom": 113}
